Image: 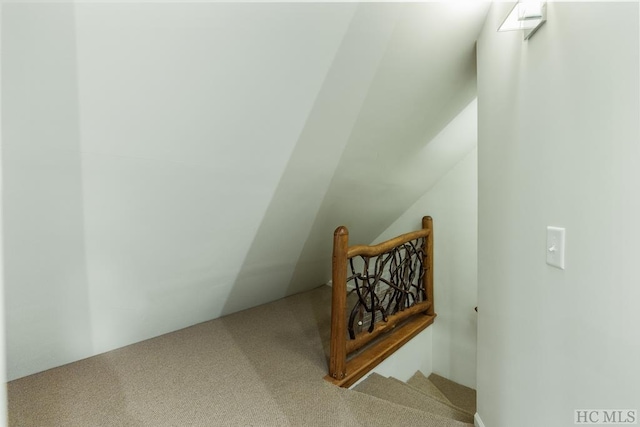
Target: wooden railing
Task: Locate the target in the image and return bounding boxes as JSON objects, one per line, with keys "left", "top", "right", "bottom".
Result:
{"left": 325, "top": 216, "right": 436, "bottom": 388}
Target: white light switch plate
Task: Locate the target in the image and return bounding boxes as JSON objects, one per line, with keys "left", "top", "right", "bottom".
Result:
{"left": 546, "top": 226, "right": 565, "bottom": 269}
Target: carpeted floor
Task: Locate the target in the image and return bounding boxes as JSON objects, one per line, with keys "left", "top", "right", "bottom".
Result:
{"left": 8, "top": 286, "right": 473, "bottom": 426}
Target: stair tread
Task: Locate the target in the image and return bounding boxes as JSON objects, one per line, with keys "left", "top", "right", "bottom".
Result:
{"left": 389, "top": 377, "right": 474, "bottom": 417}
{"left": 346, "top": 387, "right": 474, "bottom": 427}
{"left": 353, "top": 373, "right": 474, "bottom": 424}
{"left": 428, "top": 373, "right": 477, "bottom": 415}
{"left": 406, "top": 371, "right": 454, "bottom": 406}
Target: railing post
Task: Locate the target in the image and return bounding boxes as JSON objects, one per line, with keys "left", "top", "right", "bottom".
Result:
{"left": 422, "top": 216, "right": 434, "bottom": 316}
{"left": 329, "top": 226, "right": 349, "bottom": 380}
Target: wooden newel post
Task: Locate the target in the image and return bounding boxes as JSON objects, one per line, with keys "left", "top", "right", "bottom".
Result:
{"left": 422, "top": 216, "right": 434, "bottom": 316}
{"left": 329, "top": 226, "right": 349, "bottom": 380}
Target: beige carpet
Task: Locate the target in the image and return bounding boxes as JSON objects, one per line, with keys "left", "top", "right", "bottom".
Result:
{"left": 427, "top": 373, "right": 477, "bottom": 416}
{"left": 8, "top": 286, "right": 472, "bottom": 426}
{"left": 353, "top": 373, "right": 473, "bottom": 424}
{"left": 405, "top": 371, "right": 453, "bottom": 407}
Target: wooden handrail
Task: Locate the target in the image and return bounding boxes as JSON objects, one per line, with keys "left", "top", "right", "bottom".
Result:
{"left": 347, "top": 229, "right": 430, "bottom": 258}
{"left": 325, "top": 216, "right": 437, "bottom": 387}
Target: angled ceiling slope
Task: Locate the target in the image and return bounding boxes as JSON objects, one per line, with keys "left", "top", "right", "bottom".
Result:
{"left": 228, "top": 2, "right": 490, "bottom": 309}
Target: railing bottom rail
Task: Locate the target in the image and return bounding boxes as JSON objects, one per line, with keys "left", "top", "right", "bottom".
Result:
{"left": 323, "top": 311, "right": 436, "bottom": 388}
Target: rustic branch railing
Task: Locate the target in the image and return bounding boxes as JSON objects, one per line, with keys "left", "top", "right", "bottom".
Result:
{"left": 325, "top": 216, "right": 436, "bottom": 388}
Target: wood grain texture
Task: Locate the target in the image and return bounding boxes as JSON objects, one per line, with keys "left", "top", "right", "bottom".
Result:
{"left": 347, "top": 229, "right": 430, "bottom": 258}
{"left": 324, "top": 313, "right": 436, "bottom": 388}
{"left": 423, "top": 216, "right": 434, "bottom": 316}
{"left": 345, "top": 301, "right": 432, "bottom": 354}
{"left": 328, "top": 226, "right": 349, "bottom": 380}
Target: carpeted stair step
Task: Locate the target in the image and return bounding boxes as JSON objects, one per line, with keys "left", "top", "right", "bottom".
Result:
{"left": 405, "top": 371, "right": 454, "bottom": 407}
{"left": 428, "top": 373, "right": 477, "bottom": 415}
{"left": 343, "top": 388, "right": 474, "bottom": 427}
{"left": 353, "top": 373, "right": 474, "bottom": 424}
{"left": 388, "top": 376, "right": 473, "bottom": 418}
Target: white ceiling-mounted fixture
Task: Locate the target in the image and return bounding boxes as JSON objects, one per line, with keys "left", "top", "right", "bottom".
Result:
{"left": 498, "top": 1, "right": 547, "bottom": 40}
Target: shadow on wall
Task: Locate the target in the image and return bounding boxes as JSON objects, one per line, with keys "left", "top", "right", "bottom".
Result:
{"left": 222, "top": 2, "right": 482, "bottom": 317}
{"left": 220, "top": 3, "right": 401, "bottom": 316}
{"left": 2, "top": 3, "right": 95, "bottom": 381}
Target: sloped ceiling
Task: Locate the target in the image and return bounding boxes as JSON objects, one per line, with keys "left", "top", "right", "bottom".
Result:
{"left": 2, "top": 1, "right": 488, "bottom": 379}
{"left": 228, "top": 2, "right": 488, "bottom": 309}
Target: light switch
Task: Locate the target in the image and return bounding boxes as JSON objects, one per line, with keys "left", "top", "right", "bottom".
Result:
{"left": 546, "top": 226, "right": 565, "bottom": 269}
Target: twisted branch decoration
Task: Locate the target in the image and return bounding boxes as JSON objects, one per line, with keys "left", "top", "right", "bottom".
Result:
{"left": 347, "top": 237, "right": 427, "bottom": 339}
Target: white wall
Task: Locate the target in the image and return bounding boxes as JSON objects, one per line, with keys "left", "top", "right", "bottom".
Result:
{"left": 2, "top": 2, "right": 487, "bottom": 381}
{"left": 2, "top": 1, "right": 355, "bottom": 381}
{"left": 0, "top": 5, "right": 8, "bottom": 426}
{"left": 288, "top": 4, "right": 486, "bottom": 291}
{"left": 477, "top": 3, "right": 640, "bottom": 427}
{"left": 373, "top": 104, "right": 478, "bottom": 389}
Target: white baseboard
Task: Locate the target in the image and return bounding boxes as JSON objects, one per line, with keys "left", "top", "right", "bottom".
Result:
{"left": 475, "top": 413, "right": 486, "bottom": 427}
